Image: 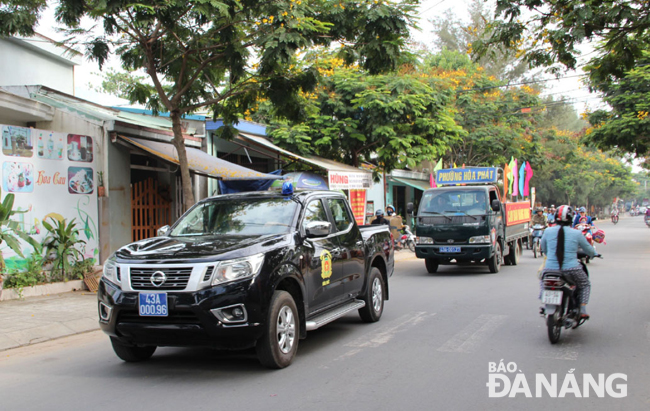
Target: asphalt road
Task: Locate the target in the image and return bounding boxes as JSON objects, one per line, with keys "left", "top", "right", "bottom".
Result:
{"left": 1, "top": 216, "right": 649, "bottom": 410}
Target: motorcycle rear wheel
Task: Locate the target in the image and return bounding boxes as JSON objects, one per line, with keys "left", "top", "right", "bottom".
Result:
{"left": 547, "top": 311, "right": 562, "bottom": 344}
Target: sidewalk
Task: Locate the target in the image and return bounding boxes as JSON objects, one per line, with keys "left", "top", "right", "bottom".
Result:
{"left": 0, "top": 252, "right": 418, "bottom": 352}
{"left": 0, "top": 291, "right": 98, "bottom": 351}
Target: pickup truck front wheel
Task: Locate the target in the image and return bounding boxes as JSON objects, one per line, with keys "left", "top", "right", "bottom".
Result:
{"left": 359, "top": 268, "right": 384, "bottom": 322}
{"left": 256, "top": 290, "right": 299, "bottom": 369}
{"left": 110, "top": 338, "right": 156, "bottom": 362}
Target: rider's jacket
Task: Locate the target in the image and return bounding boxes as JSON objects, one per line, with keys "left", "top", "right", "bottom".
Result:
{"left": 541, "top": 226, "right": 595, "bottom": 270}
{"left": 531, "top": 213, "right": 548, "bottom": 227}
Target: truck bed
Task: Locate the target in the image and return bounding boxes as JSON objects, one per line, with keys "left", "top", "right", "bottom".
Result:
{"left": 358, "top": 224, "right": 392, "bottom": 241}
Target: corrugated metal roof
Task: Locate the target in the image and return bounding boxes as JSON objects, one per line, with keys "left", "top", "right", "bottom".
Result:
{"left": 120, "top": 136, "right": 281, "bottom": 180}
{"left": 238, "top": 132, "right": 370, "bottom": 174}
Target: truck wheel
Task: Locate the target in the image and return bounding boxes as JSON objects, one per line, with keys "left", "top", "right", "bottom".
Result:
{"left": 425, "top": 258, "right": 439, "bottom": 273}
{"left": 488, "top": 241, "right": 502, "bottom": 273}
{"left": 359, "top": 268, "right": 385, "bottom": 322}
{"left": 507, "top": 240, "right": 520, "bottom": 265}
{"left": 256, "top": 290, "right": 299, "bottom": 369}
{"left": 110, "top": 338, "right": 156, "bottom": 362}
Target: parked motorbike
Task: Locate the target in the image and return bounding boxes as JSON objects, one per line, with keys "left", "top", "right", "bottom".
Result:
{"left": 540, "top": 254, "right": 595, "bottom": 344}
{"left": 531, "top": 224, "right": 545, "bottom": 258}
{"left": 398, "top": 225, "right": 416, "bottom": 252}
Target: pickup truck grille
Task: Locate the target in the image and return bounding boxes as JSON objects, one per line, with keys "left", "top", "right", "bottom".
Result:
{"left": 118, "top": 309, "right": 200, "bottom": 325}
{"left": 130, "top": 267, "right": 193, "bottom": 291}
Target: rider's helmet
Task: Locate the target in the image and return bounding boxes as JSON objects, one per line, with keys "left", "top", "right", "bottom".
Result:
{"left": 386, "top": 205, "right": 395, "bottom": 216}
{"left": 555, "top": 205, "right": 575, "bottom": 225}
{"left": 375, "top": 209, "right": 384, "bottom": 216}
{"left": 578, "top": 206, "right": 587, "bottom": 213}
{"left": 535, "top": 207, "right": 544, "bottom": 214}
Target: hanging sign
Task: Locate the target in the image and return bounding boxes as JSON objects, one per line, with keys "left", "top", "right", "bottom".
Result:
{"left": 349, "top": 189, "right": 366, "bottom": 226}
{"left": 505, "top": 202, "right": 531, "bottom": 226}
{"left": 328, "top": 171, "right": 372, "bottom": 190}
{"left": 436, "top": 167, "right": 498, "bottom": 185}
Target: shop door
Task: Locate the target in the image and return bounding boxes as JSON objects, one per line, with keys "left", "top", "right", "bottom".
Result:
{"left": 131, "top": 177, "right": 172, "bottom": 241}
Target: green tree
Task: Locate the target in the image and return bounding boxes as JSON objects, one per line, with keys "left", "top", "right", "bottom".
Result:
{"left": 585, "top": 54, "right": 650, "bottom": 158}
{"left": 429, "top": 0, "right": 529, "bottom": 82}
{"left": 2, "top": 0, "right": 417, "bottom": 211}
{"left": 422, "top": 50, "right": 544, "bottom": 167}
{"left": 257, "top": 53, "right": 463, "bottom": 173}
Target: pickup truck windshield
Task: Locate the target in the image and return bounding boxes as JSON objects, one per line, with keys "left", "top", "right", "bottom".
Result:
{"left": 170, "top": 198, "right": 298, "bottom": 237}
{"left": 419, "top": 189, "right": 488, "bottom": 216}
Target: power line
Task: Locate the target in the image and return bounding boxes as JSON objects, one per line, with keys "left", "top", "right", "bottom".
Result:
{"left": 418, "top": 0, "right": 448, "bottom": 16}
{"left": 456, "top": 73, "right": 588, "bottom": 94}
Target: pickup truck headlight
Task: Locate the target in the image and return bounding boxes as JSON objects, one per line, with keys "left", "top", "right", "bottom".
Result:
{"left": 102, "top": 255, "right": 120, "bottom": 285}
{"left": 469, "top": 235, "right": 491, "bottom": 244}
{"left": 416, "top": 236, "right": 434, "bottom": 244}
{"left": 211, "top": 253, "right": 265, "bottom": 286}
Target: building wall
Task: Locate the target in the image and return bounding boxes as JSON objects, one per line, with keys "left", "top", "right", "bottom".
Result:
{"left": 103, "top": 141, "right": 131, "bottom": 260}
{"left": 0, "top": 39, "right": 75, "bottom": 95}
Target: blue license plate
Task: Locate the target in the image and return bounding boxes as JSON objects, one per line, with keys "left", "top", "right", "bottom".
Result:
{"left": 439, "top": 246, "right": 461, "bottom": 253}
{"left": 139, "top": 293, "right": 168, "bottom": 317}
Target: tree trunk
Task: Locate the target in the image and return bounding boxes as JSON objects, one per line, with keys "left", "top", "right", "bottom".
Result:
{"left": 170, "top": 111, "right": 195, "bottom": 212}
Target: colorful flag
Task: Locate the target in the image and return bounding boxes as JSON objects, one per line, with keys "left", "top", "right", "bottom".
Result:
{"left": 431, "top": 158, "right": 443, "bottom": 188}
{"left": 512, "top": 158, "right": 519, "bottom": 197}
{"left": 430, "top": 173, "right": 435, "bottom": 188}
{"left": 524, "top": 162, "right": 533, "bottom": 196}
{"left": 503, "top": 163, "right": 511, "bottom": 201}
{"left": 507, "top": 157, "right": 515, "bottom": 194}
{"left": 519, "top": 161, "right": 526, "bottom": 198}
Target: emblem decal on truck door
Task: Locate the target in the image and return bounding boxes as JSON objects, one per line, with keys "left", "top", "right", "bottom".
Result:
{"left": 320, "top": 250, "right": 332, "bottom": 286}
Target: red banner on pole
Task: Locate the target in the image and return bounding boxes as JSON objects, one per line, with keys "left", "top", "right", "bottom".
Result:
{"left": 349, "top": 189, "right": 367, "bottom": 226}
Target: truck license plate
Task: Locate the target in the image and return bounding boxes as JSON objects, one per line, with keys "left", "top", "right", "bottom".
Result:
{"left": 439, "top": 246, "right": 461, "bottom": 253}
{"left": 541, "top": 290, "right": 562, "bottom": 305}
{"left": 139, "top": 293, "right": 168, "bottom": 317}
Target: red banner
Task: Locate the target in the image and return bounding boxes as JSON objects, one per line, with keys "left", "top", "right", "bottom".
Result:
{"left": 349, "top": 189, "right": 366, "bottom": 226}
{"left": 505, "top": 202, "right": 531, "bottom": 226}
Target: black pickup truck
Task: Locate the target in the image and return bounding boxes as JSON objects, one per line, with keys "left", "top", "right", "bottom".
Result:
{"left": 98, "top": 190, "right": 394, "bottom": 368}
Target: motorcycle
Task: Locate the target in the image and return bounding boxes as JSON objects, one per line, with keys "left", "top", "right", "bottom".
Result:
{"left": 398, "top": 225, "right": 416, "bottom": 252}
{"left": 540, "top": 253, "right": 594, "bottom": 344}
{"left": 645, "top": 215, "right": 650, "bottom": 228}
{"left": 611, "top": 213, "right": 619, "bottom": 224}
{"left": 531, "top": 224, "right": 545, "bottom": 258}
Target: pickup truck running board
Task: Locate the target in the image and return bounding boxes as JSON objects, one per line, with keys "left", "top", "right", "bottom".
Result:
{"left": 305, "top": 300, "right": 366, "bottom": 331}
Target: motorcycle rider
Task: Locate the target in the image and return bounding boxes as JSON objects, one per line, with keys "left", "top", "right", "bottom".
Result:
{"left": 531, "top": 207, "right": 548, "bottom": 228}
{"left": 371, "top": 209, "right": 389, "bottom": 225}
{"left": 645, "top": 207, "right": 650, "bottom": 224}
{"left": 541, "top": 205, "right": 596, "bottom": 319}
{"left": 572, "top": 206, "right": 594, "bottom": 229}
{"left": 547, "top": 205, "right": 556, "bottom": 224}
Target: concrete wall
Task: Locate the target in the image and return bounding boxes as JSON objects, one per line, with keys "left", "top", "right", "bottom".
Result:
{"left": 0, "top": 39, "right": 75, "bottom": 95}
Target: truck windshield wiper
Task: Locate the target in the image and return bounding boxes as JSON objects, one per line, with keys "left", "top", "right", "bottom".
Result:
{"left": 421, "top": 211, "right": 452, "bottom": 221}
{"left": 443, "top": 210, "right": 478, "bottom": 220}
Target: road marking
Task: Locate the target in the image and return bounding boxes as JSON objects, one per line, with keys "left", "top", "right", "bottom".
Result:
{"left": 537, "top": 341, "right": 581, "bottom": 361}
{"left": 437, "top": 314, "right": 508, "bottom": 354}
{"left": 329, "top": 312, "right": 434, "bottom": 363}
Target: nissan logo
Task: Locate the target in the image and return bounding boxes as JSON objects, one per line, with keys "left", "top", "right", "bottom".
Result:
{"left": 447, "top": 239, "right": 454, "bottom": 244}
{"left": 150, "top": 271, "right": 166, "bottom": 287}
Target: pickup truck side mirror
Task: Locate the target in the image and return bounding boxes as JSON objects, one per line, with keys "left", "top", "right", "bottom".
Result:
{"left": 407, "top": 202, "right": 414, "bottom": 214}
{"left": 491, "top": 200, "right": 501, "bottom": 212}
{"left": 305, "top": 221, "right": 332, "bottom": 238}
{"left": 157, "top": 225, "right": 171, "bottom": 237}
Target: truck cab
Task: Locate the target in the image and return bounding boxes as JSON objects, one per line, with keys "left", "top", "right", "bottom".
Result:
{"left": 411, "top": 167, "right": 529, "bottom": 274}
